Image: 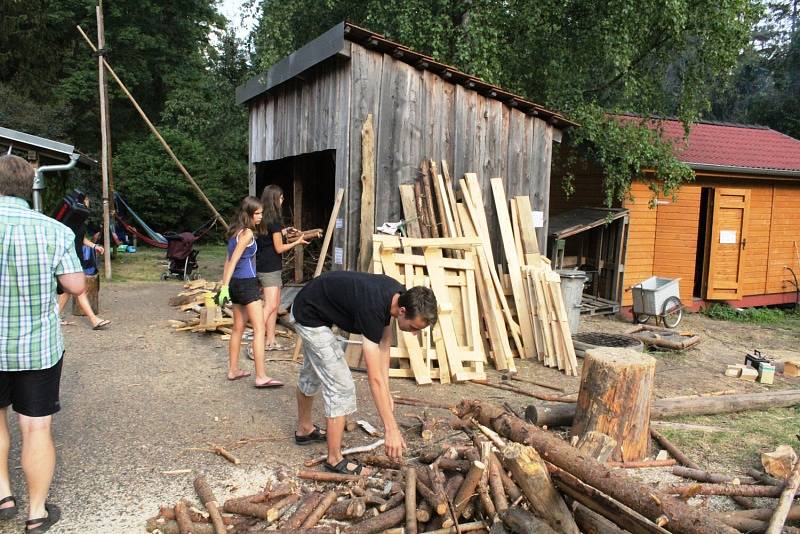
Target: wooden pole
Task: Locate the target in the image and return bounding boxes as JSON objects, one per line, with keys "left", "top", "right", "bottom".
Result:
{"left": 95, "top": 5, "right": 112, "bottom": 280}
{"left": 292, "top": 188, "right": 345, "bottom": 361}
{"left": 766, "top": 455, "right": 800, "bottom": 534}
{"left": 357, "top": 114, "right": 375, "bottom": 273}
{"left": 76, "top": 25, "right": 229, "bottom": 231}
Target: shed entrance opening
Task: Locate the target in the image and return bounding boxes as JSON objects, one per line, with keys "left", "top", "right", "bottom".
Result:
{"left": 255, "top": 149, "right": 335, "bottom": 283}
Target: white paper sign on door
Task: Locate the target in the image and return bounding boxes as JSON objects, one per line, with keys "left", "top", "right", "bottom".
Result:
{"left": 532, "top": 211, "right": 544, "bottom": 228}
{"left": 334, "top": 247, "right": 344, "bottom": 265}
{"left": 719, "top": 230, "right": 737, "bottom": 244}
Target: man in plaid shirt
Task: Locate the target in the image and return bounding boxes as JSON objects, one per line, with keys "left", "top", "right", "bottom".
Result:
{"left": 0, "top": 155, "right": 85, "bottom": 532}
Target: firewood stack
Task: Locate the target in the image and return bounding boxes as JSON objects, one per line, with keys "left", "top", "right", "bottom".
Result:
{"left": 167, "top": 279, "right": 293, "bottom": 341}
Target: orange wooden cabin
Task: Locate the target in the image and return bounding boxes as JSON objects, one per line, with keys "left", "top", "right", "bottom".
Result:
{"left": 550, "top": 117, "right": 800, "bottom": 312}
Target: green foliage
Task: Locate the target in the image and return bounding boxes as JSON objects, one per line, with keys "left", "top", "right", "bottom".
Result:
{"left": 114, "top": 128, "right": 245, "bottom": 232}
{"left": 250, "top": 0, "right": 760, "bottom": 202}
{"left": 702, "top": 302, "right": 800, "bottom": 323}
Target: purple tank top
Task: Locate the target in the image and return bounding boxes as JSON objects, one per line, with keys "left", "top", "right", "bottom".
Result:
{"left": 227, "top": 231, "right": 257, "bottom": 279}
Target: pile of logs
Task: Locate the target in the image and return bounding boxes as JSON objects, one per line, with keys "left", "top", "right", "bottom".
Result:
{"left": 167, "top": 279, "right": 293, "bottom": 341}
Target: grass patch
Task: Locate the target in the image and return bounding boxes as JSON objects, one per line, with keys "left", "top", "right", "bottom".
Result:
{"left": 109, "top": 244, "right": 227, "bottom": 283}
{"left": 657, "top": 406, "right": 800, "bottom": 472}
{"left": 702, "top": 302, "right": 800, "bottom": 325}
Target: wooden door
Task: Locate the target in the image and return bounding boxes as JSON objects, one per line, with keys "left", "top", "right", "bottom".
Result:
{"left": 705, "top": 188, "right": 750, "bottom": 300}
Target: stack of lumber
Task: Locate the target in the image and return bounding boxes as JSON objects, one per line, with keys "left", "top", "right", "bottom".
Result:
{"left": 167, "top": 279, "right": 293, "bottom": 341}
{"left": 383, "top": 159, "right": 577, "bottom": 383}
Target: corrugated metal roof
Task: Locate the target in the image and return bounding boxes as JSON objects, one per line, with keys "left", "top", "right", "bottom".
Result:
{"left": 0, "top": 126, "right": 97, "bottom": 167}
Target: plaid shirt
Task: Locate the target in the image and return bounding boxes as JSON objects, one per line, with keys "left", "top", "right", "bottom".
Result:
{"left": 0, "top": 196, "right": 82, "bottom": 371}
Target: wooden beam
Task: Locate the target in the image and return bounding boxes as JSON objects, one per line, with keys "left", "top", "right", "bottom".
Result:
{"left": 357, "top": 114, "right": 375, "bottom": 273}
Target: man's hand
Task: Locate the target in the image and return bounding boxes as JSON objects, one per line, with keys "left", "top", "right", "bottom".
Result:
{"left": 384, "top": 425, "right": 407, "bottom": 462}
{"left": 215, "top": 285, "right": 230, "bottom": 306}
{"left": 94, "top": 245, "right": 105, "bottom": 255}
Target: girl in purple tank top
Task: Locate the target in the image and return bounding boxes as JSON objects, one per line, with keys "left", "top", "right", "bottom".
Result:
{"left": 219, "top": 196, "right": 283, "bottom": 388}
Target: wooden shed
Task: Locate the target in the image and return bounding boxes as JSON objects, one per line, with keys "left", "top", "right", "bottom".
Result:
{"left": 550, "top": 116, "right": 800, "bottom": 310}
{"left": 235, "top": 22, "right": 573, "bottom": 274}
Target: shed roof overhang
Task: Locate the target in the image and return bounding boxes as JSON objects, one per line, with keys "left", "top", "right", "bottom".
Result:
{"left": 0, "top": 126, "right": 96, "bottom": 168}
{"left": 236, "top": 22, "right": 577, "bottom": 130}
{"left": 548, "top": 207, "right": 628, "bottom": 240}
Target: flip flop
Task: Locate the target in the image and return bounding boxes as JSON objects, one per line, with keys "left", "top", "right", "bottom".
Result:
{"left": 24, "top": 502, "right": 60, "bottom": 533}
{"left": 266, "top": 342, "right": 288, "bottom": 351}
{"left": 324, "top": 458, "right": 365, "bottom": 475}
{"left": 92, "top": 319, "right": 111, "bottom": 330}
{"left": 0, "top": 495, "right": 17, "bottom": 520}
{"left": 254, "top": 378, "right": 284, "bottom": 389}
{"left": 294, "top": 424, "right": 327, "bottom": 445}
{"left": 227, "top": 370, "right": 251, "bottom": 381}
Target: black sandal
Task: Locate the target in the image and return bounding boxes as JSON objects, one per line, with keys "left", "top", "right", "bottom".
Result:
{"left": 24, "top": 502, "right": 60, "bottom": 533}
{"left": 294, "top": 425, "right": 327, "bottom": 445}
{"left": 0, "top": 496, "right": 17, "bottom": 520}
{"left": 324, "top": 458, "right": 364, "bottom": 475}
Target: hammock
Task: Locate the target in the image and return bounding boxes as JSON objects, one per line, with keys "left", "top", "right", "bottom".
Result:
{"left": 114, "top": 193, "right": 168, "bottom": 246}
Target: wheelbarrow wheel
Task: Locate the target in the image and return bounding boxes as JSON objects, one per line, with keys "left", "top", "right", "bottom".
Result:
{"left": 662, "top": 296, "right": 683, "bottom": 328}
{"left": 633, "top": 312, "right": 650, "bottom": 324}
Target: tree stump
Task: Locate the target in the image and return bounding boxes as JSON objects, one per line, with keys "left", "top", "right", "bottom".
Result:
{"left": 72, "top": 273, "right": 99, "bottom": 315}
{"left": 571, "top": 347, "right": 656, "bottom": 462}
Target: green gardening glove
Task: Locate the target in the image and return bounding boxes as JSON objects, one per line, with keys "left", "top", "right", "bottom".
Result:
{"left": 215, "top": 285, "right": 230, "bottom": 307}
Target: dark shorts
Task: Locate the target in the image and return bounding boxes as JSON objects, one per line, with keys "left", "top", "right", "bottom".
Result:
{"left": 0, "top": 354, "right": 64, "bottom": 417}
{"left": 230, "top": 277, "right": 261, "bottom": 305}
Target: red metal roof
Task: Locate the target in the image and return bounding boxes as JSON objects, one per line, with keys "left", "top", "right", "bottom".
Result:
{"left": 616, "top": 115, "right": 800, "bottom": 174}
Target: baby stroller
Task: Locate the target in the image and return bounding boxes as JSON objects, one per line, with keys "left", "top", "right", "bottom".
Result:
{"left": 161, "top": 232, "right": 200, "bottom": 281}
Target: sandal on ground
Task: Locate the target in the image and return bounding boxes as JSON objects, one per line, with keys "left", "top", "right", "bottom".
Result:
{"left": 253, "top": 378, "right": 284, "bottom": 389}
{"left": 294, "top": 424, "right": 327, "bottom": 445}
{"left": 92, "top": 319, "right": 111, "bottom": 330}
{"left": 0, "top": 496, "right": 17, "bottom": 520}
{"left": 24, "top": 502, "right": 60, "bottom": 533}
{"left": 266, "top": 342, "right": 288, "bottom": 351}
{"left": 324, "top": 458, "right": 364, "bottom": 475}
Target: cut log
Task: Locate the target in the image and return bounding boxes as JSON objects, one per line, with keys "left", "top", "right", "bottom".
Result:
{"left": 416, "top": 476, "right": 447, "bottom": 515}
{"left": 548, "top": 462, "right": 672, "bottom": 534}
{"left": 193, "top": 475, "right": 226, "bottom": 534}
{"left": 715, "top": 504, "right": 800, "bottom": 523}
{"left": 384, "top": 522, "right": 487, "bottom": 534}
{"left": 650, "top": 429, "right": 700, "bottom": 470}
{"left": 749, "top": 468, "right": 784, "bottom": 486}
{"left": 766, "top": 455, "right": 800, "bottom": 534}
{"left": 297, "top": 469, "right": 362, "bottom": 483}
{"left": 499, "top": 441, "right": 580, "bottom": 533}
{"left": 500, "top": 506, "right": 558, "bottom": 534}
{"left": 572, "top": 502, "right": 628, "bottom": 534}
{"left": 659, "top": 483, "right": 783, "bottom": 497}
{"left": 405, "top": 467, "right": 418, "bottom": 534}
{"left": 488, "top": 453, "right": 509, "bottom": 513}
{"left": 527, "top": 389, "right": 800, "bottom": 427}
{"left": 478, "top": 476, "right": 496, "bottom": 520}
{"left": 458, "top": 399, "right": 739, "bottom": 534}
{"left": 571, "top": 347, "right": 656, "bottom": 462}
{"left": 325, "top": 497, "right": 366, "bottom": 520}
{"left": 672, "top": 467, "right": 756, "bottom": 485}
{"left": 453, "top": 460, "right": 486, "bottom": 517}
{"left": 174, "top": 499, "right": 195, "bottom": 534}
{"left": 145, "top": 518, "right": 214, "bottom": 534}
{"left": 608, "top": 459, "right": 677, "bottom": 468}
{"left": 283, "top": 491, "right": 324, "bottom": 529}
{"left": 380, "top": 491, "right": 406, "bottom": 513}
{"left": 343, "top": 504, "right": 405, "bottom": 534}
{"left": 576, "top": 431, "right": 617, "bottom": 463}
{"left": 301, "top": 490, "right": 338, "bottom": 529}
{"left": 267, "top": 494, "right": 301, "bottom": 522}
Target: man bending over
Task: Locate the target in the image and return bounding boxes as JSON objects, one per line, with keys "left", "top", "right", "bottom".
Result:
{"left": 290, "top": 271, "right": 437, "bottom": 474}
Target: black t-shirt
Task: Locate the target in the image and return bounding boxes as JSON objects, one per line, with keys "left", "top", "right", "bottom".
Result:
{"left": 292, "top": 271, "right": 404, "bottom": 343}
{"left": 255, "top": 222, "right": 283, "bottom": 273}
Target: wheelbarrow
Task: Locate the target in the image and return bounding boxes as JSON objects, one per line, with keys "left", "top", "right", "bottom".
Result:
{"left": 627, "top": 276, "right": 683, "bottom": 328}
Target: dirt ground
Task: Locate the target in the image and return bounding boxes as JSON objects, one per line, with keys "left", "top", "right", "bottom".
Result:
{"left": 0, "top": 281, "right": 798, "bottom": 533}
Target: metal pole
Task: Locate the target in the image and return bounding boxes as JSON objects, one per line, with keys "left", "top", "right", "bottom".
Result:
{"left": 97, "top": 4, "right": 113, "bottom": 280}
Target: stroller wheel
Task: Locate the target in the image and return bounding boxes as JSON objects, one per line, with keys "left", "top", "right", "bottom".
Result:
{"left": 190, "top": 272, "right": 201, "bottom": 281}
{"left": 160, "top": 273, "right": 169, "bottom": 281}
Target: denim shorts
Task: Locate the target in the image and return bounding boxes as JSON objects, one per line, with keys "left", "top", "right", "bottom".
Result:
{"left": 288, "top": 311, "right": 356, "bottom": 418}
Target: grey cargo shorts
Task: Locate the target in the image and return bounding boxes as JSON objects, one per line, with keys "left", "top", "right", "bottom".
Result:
{"left": 288, "top": 311, "right": 357, "bottom": 418}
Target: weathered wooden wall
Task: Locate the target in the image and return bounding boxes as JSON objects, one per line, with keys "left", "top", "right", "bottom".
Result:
{"left": 248, "top": 43, "right": 557, "bottom": 270}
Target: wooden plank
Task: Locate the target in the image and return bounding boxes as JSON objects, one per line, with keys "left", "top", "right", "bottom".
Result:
{"left": 399, "top": 184, "right": 422, "bottom": 238}
{"left": 515, "top": 195, "right": 541, "bottom": 258}
{"left": 357, "top": 114, "right": 376, "bottom": 272}
{"left": 441, "top": 160, "right": 463, "bottom": 238}
{"left": 490, "top": 178, "right": 536, "bottom": 358}
{"left": 546, "top": 270, "right": 579, "bottom": 376}
{"left": 421, "top": 160, "right": 440, "bottom": 238}
{"left": 432, "top": 163, "right": 453, "bottom": 238}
